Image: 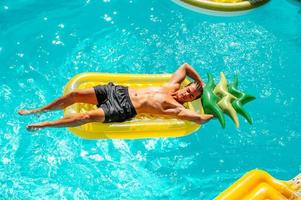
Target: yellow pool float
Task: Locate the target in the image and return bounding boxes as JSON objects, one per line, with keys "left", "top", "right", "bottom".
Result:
{"left": 180, "top": 0, "right": 269, "bottom": 12}
{"left": 64, "top": 72, "right": 203, "bottom": 139}
{"left": 215, "top": 169, "right": 301, "bottom": 200}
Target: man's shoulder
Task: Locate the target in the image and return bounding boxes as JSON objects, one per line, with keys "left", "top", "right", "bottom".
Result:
{"left": 162, "top": 82, "right": 180, "bottom": 92}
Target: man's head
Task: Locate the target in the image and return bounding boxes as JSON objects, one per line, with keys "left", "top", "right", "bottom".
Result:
{"left": 175, "top": 81, "right": 203, "bottom": 103}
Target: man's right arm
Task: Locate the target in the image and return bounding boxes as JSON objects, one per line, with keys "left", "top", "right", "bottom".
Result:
{"left": 167, "top": 63, "right": 204, "bottom": 88}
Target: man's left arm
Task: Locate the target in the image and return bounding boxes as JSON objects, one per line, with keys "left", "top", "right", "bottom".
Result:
{"left": 165, "top": 107, "right": 214, "bottom": 124}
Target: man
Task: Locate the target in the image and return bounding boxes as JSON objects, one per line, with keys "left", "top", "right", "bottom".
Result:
{"left": 19, "top": 63, "right": 214, "bottom": 131}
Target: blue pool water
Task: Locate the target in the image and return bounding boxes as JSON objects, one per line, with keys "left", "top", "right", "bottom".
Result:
{"left": 1, "top": 0, "right": 301, "bottom": 199}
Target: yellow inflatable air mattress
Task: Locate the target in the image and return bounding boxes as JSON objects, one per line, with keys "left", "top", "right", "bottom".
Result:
{"left": 64, "top": 72, "right": 203, "bottom": 139}
{"left": 215, "top": 169, "right": 301, "bottom": 200}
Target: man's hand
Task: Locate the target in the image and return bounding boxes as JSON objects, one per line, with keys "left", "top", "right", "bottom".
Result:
{"left": 198, "top": 114, "right": 214, "bottom": 124}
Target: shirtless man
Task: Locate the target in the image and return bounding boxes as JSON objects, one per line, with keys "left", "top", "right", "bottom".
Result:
{"left": 19, "top": 63, "right": 214, "bottom": 131}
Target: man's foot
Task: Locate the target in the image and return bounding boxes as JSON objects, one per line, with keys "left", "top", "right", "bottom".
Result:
{"left": 18, "top": 109, "right": 35, "bottom": 115}
{"left": 26, "top": 124, "right": 43, "bottom": 132}
{"left": 18, "top": 109, "right": 42, "bottom": 116}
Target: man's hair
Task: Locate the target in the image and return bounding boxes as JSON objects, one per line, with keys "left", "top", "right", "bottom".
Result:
{"left": 186, "top": 81, "right": 203, "bottom": 100}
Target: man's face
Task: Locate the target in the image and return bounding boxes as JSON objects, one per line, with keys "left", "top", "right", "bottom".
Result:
{"left": 177, "top": 83, "right": 200, "bottom": 102}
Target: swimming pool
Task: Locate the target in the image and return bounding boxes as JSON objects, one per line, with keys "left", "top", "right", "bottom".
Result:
{"left": 0, "top": 0, "right": 300, "bottom": 199}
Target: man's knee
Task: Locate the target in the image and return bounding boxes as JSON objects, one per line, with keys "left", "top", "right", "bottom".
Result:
{"left": 67, "top": 91, "right": 81, "bottom": 101}
{"left": 77, "top": 113, "right": 90, "bottom": 120}
{"left": 78, "top": 112, "right": 103, "bottom": 122}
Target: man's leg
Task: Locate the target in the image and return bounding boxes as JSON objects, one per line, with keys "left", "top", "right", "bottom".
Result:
{"left": 27, "top": 109, "right": 105, "bottom": 131}
{"left": 19, "top": 88, "right": 98, "bottom": 115}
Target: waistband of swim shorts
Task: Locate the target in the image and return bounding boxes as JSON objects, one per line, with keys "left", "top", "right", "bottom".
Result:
{"left": 123, "top": 86, "right": 137, "bottom": 116}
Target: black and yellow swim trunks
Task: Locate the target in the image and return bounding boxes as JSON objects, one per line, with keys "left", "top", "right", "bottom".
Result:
{"left": 93, "top": 82, "right": 137, "bottom": 123}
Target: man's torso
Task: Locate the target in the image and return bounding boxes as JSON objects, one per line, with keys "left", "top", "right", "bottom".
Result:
{"left": 128, "top": 85, "right": 183, "bottom": 116}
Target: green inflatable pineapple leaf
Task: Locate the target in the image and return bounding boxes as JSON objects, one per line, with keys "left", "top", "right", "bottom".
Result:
{"left": 214, "top": 72, "right": 239, "bottom": 128}
{"left": 201, "top": 73, "right": 226, "bottom": 128}
{"left": 201, "top": 72, "right": 255, "bottom": 128}
{"left": 228, "top": 75, "right": 256, "bottom": 124}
